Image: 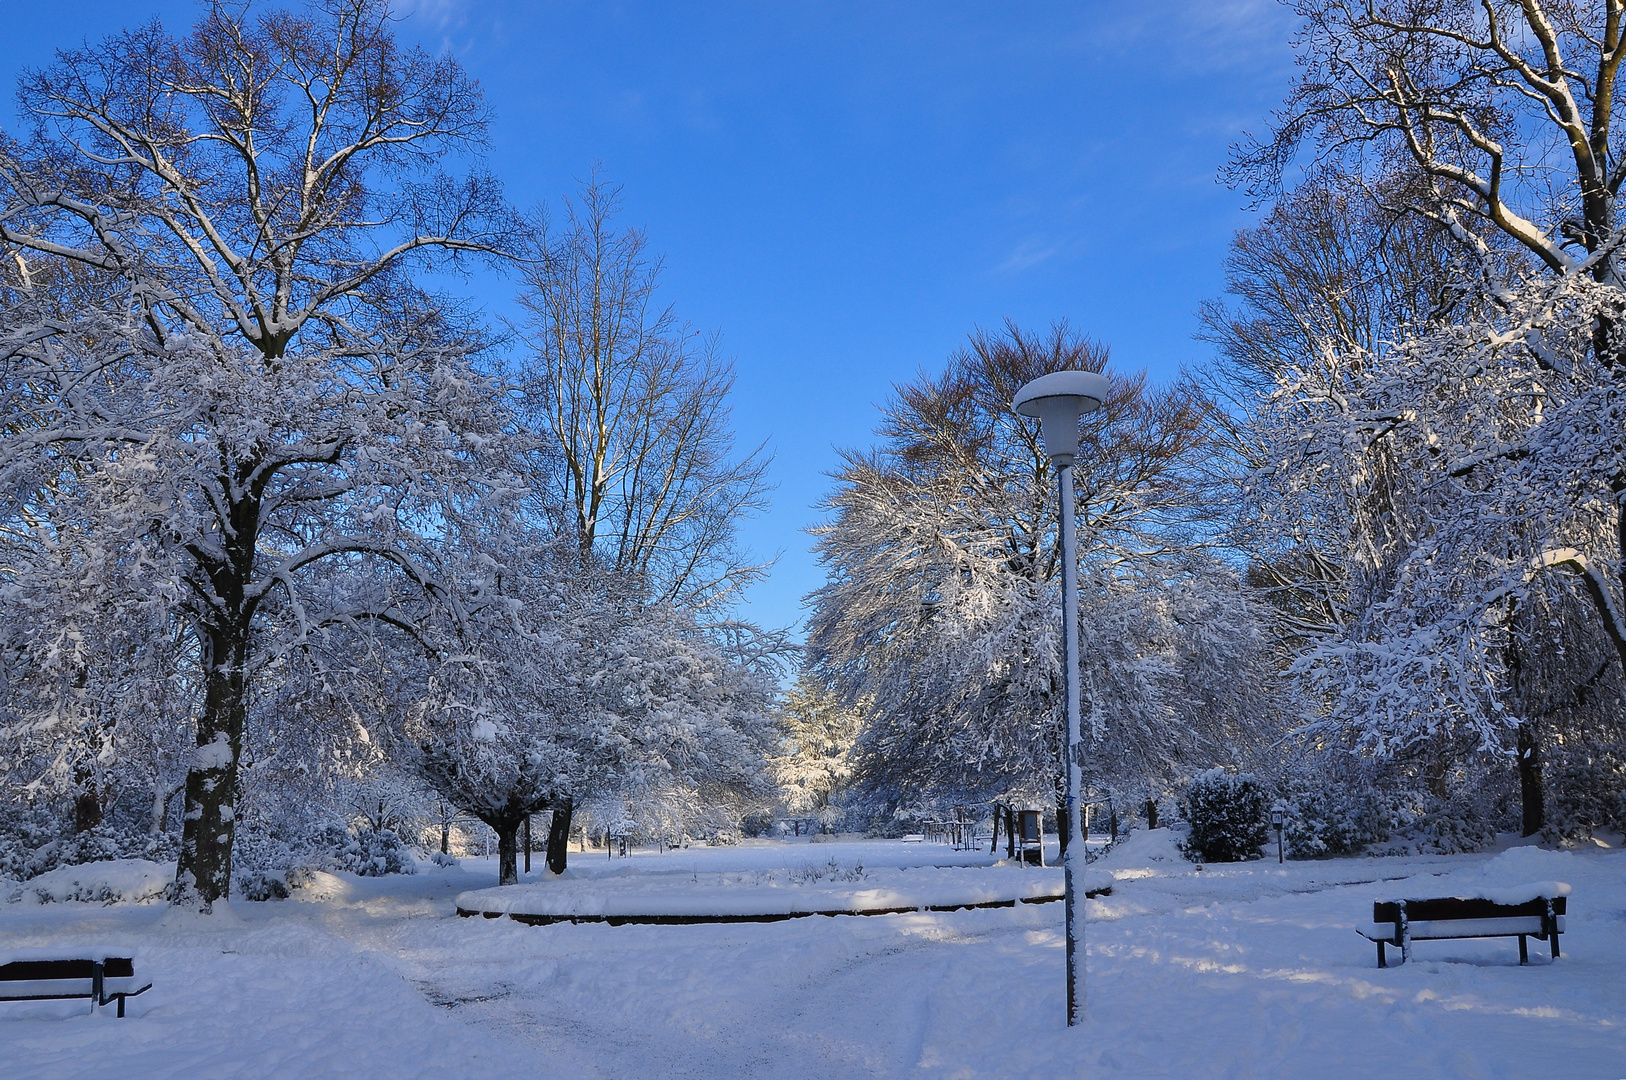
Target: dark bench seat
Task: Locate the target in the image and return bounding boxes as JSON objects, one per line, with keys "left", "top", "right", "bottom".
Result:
{"left": 0, "top": 955, "right": 151, "bottom": 1016}
{"left": 1357, "top": 892, "right": 1567, "bottom": 967}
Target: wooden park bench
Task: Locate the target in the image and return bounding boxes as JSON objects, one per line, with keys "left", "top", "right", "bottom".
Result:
{"left": 0, "top": 952, "right": 151, "bottom": 1016}
{"left": 1358, "top": 889, "right": 1568, "bottom": 967}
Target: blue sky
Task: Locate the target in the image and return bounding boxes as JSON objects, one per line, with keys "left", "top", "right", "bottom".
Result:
{"left": 2, "top": 1, "right": 1299, "bottom": 639}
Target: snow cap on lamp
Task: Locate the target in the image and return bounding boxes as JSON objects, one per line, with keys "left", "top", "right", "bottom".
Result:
{"left": 1011, "top": 370, "right": 1108, "bottom": 464}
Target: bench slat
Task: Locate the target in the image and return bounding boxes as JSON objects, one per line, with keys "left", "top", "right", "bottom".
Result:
{"left": 0, "top": 975, "right": 147, "bottom": 1000}
{"left": 1373, "top": 896, "right": 1566, "bottom": 922}
{"left": 0, "top": 957, "right": 136, "bottom": 981}
{"left": 1361, "top": 915, "right": 1565, "bottom": 942}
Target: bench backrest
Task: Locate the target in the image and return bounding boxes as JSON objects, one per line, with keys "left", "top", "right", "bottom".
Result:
{"left": 1373, "top": 896, "right": 1566, "bottom": 923}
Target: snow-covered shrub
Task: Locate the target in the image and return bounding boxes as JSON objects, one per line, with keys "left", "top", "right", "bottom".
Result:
{"left": 54, "top": 822, "right": 176, "bottom": 870}
{"left": 1182, "top": 769, "right": 1268, "bottom": 862}
{"left": 312, "top": 822, "right": 418, "bottom": 877}
{"left": 1371, "top": 769, "right": 1512, "bottom": 855}
{"left": 236, "top": 869, "right": 291, "bottom": 902}
{"left": 1544, "top": 754, "right": 1626, "bottom": 841}
{"left": 0, "top": 804, "right": 67, "bottom": 881}
{"left": 15, "top": 859, "right": 172, "bottom": 905}
{"left": 1276, "top": 765, "right": 1388, "bottom": 858}
{"left": 230, "top": 817, "right": 307, "bottom": 879}
{"left": 0, "top": 803, "right": 178, "bottom": 883}
{"left": 787, "top": 858, "right": 865, "bottom": 885}
{"left": 430, "top": 851, "right": 459, "bottom": 868}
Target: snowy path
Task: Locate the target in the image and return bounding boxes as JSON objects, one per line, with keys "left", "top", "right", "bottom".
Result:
{"left": 2, "top": 836, "right": 1622, "bottom": 1078}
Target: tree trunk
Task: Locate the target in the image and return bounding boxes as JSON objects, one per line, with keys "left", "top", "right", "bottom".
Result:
{"left": 1055, "top": 797, "right": 1070, "bottom": 858}
{"left": 174, "top": 623, "right": 250, "bottom": 912}
{"left": 1516, "top": 720, "right": 1545, "bottom": 838}
{"left": 523, "top": 814, "right": 532, "bottom": 874}
{"left": 153, "top": 781, "right": 184, "bottom": 836}
{"left": 495, "top": 818, "right": 521, "bottom": 885}
{"left": 1505, "top": 610, "right": 1545, "bottom": 837}
{"left": 546, "top": 798, "right": 574, "bottom": 874}
{"left": 441, "top": 821, "right": 450, "bottom": 855}
{"left": 72, "top": 782, "right": 102, "bottom": 834}
{"left": 1144, "top": 798, "right": 1158, "bottom": 830}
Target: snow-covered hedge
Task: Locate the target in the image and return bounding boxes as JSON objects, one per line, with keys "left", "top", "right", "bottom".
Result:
{"left": 7, "top": 858, "right": 172, "bottom": 905}
{"left": 1182, "top": 769, "right": 1268, "bottom": 862}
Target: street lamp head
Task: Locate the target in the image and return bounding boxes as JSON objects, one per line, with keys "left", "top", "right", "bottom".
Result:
{"left": 1012, "top": 370, "right": 1109, "bottom": 465}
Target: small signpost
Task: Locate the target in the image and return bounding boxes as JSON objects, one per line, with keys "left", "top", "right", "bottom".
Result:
{"left": 1270, "top": 807, "right": 1285, "bottom": 864}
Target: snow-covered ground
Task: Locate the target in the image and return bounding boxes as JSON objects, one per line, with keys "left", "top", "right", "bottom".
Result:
{"left": 2, "top": 832, "right": 1622, "bottom": 1079}
{"left": 452, "top": 844, "right": 1115, "bottom": 920}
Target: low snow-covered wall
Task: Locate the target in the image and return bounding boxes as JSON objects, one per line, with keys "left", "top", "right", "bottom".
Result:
{"left": 455, "top": 866, "right": 1113, "bottom": 925}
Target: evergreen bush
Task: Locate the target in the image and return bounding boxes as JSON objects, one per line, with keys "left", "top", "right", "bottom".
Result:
{"left": 1278, "top": 769, "right": 1387, "bottom": 858}
{"left": 1182, "top": 769, "right": 1268, "bottom": 862}
{"left": 1544, "top": 753, "right": 1626, "bottom": 841}
{"left": 313, "top": 822, "right": 418, "bottom": 876}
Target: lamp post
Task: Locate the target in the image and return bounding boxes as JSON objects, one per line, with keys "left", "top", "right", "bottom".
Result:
{"left": 1012, "top": 369, "right": 1108, "bottom": 1027}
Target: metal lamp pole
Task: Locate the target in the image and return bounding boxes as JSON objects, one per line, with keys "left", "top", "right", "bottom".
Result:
{"left": 1012, "top": 370, "right": 1108, "bottom": 1028}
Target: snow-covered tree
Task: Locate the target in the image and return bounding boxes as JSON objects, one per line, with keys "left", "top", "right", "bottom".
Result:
{"left": 772, "top": 678, "right": 863, "bottom": 832}
{"left": 0, "top": 0, "right": 513, "bottom": 910}
{"left": 410, "top": 540, "right": 776, "bottom": 884}
{"left": 1232, "top": 2, "right": 1625, "bottom": 286}
{"left": 1246, "top": 269, "right": 1626, "bottom": 833}
{"left": 807, "top": 323, "right": 1278, "bottom": 829}
{"left": 1226, "top": 5, "right": 1626, "bottom": 832}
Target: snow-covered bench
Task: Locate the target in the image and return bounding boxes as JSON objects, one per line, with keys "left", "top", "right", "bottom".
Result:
{"left": 1357, "top": 884, "right": 1569, "bottom": 967}
{"left": 0, "top": 952, "right": 151, "bottom": 1016}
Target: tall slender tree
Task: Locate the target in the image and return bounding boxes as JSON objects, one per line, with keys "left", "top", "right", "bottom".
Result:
{"left": 514, "top": 176, "right": 771, "bottom": 611}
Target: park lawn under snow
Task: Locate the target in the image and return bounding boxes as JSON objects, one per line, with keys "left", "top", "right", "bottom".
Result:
{"left": 1, "top": 833, "right": 1622, "bottom": 1079}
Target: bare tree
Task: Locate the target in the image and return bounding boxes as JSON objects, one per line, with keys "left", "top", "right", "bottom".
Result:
{"left": 515, "top": 176, "right": 771, "bottom": 610}
{"left": 1231, "top": 1, "right": 1626, "bottom": 284}
{"left": 0, "top": 0, "right": 513, "bottom": 911}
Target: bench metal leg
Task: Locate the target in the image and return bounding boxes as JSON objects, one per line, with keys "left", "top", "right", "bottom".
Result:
{"left": 1518, "top": 935, "right": 1528, "bottom": 965}
{"left": 1377, "top": 940, "right": 1386, "bottom": 968}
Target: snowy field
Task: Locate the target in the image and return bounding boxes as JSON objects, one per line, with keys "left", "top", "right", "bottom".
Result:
{"left": 2, "top": 833, "right": 1623, "bottom": 1079}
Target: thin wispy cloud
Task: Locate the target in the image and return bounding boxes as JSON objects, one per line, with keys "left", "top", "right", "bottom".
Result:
{"left": 996, "top": 238, "right": 1062, "bottom": 275}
